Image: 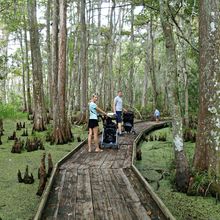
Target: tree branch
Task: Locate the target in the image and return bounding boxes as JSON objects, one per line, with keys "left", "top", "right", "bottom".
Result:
{"left": 89, "top": 3, "right": 159, "bottom": 12}
{"left": 176, "top": 32, "right": 199, "bottom": 52}
{"left": 167, "top": 3, "right": 199, "bottom": 53}
{"left": 0, "top": 3, "right": 12, "bottom": 13}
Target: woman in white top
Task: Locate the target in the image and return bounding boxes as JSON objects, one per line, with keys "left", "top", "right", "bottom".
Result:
{"left": 88, "top": 94, "right": 107, "bottom": 152}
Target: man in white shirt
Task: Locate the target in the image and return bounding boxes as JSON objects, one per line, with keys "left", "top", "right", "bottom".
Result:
{"left": 113, "top": 90, "right": 127, "bottom": 136}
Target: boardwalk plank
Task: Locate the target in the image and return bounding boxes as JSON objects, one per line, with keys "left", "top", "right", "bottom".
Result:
{"left": 90, "top": 168, "right": 114, "bottom": 220}
{"left": 77, "top": 150, "right": 104, "bottom": 169}
{"left": 55, "top": 168, "right": 78, "bottom": 220}
{"left": 53, "top": 169, "right": 67, "bottom": 219}
{"left": 124, "top": 168, "right": 167, "bottom": 220}
{"left": 101, "top": 169, "right": 134, "bottom": 220}
{"left": 113, "top": 168, "right": 140, "bottom": 202}
{"left": 111, "top": 145, "right": 131, "bottom": 168}
{"left": 75, "top": 168, "right": 94, "bottom": 220}
{"left": 100, "top": 149, "right": 117, "bottom": 169}
{"left": 59, "top": 147, "right": 85, "bottom": 170}
{"left": 41, "top": 169, "right": 66, "bottom": 220}
{"left": 90, "top": 152, "right": 109, "bottom": 168}
{"left": 113, "top": 169, "right": 151, "bottom": 220}
{"left": 122, "top": 144, "right": 133, "bottom": 168}
{"left": 111, "top": 146, "right": 126, "bottom": 169}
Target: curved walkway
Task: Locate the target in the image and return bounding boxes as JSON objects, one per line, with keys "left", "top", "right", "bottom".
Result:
{"left": 35, "top": 121, "right": 175, "bottom": 220}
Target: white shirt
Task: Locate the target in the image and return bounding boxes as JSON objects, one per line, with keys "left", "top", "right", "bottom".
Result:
{"left": 114, "top": 96, "right": 123, "bottom": 111}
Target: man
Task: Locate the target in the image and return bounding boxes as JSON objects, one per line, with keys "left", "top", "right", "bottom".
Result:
{"left": 113, "top": 90, "right": 127, "bottom": 136}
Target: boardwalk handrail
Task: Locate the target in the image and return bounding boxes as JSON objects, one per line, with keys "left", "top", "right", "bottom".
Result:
{"left": 132, "top": 122, "right": 176, "bottom": 220}
{"left": 34, "top": 139, "right": 88, "bottom": 220}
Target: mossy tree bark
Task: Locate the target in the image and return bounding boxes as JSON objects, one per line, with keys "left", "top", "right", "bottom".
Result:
{"left": 27, "top": 0, "right": 47, "bottom": 131}
{"left": 46, "top": 0, "right": 52, "bottom": 117}
{"left": 193, "top": 0, "right": 220, "bottom": 178}
{"left": 150, "top": 13, "right": 158, "bottom": 110}
{"left": 159, "top": 0, "right": 189, "bottom": 192}
{"left": 51, "top": 0, "right": 73, "bottom": 144}
{"left": 80, "top": 0, "right": 88, "bottom": 122}
{"left": 51, "top": 0, "right": 59, "bottom": 124}
{"left": 18, "top": 30, "right": 27, "bottom": 112}
{"left": 24, "top": 15, "right": 32, "bottom": 114}
{"left": 128, "top": 3, "right": 134, "bottom": 107}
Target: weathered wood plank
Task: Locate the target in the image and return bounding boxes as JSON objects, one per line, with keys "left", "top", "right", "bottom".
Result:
{"left": 113, "top": 168, "right": 140, "bottom": 202}
{"left": 59, "top": 147, "right": 85, "bottom": 170}
{"left": 111, "top": 145, "right": 131, "bottom": 168}
{"left": 122, "top": 144, "right": 133, "bottom": 168}
{"left": 89, "top": 151, "right": 109, "bottom": 168}
{"left": 56, "top": 168, "right": 78, "bottom": 219}
{"left": 100, "top": 149, "right": 118, "bottom": 169}
{"left": 71, "top": 149, "right": 91, "bottom": 169}
{"left": 90, "top": 168, "right": 114, "bottom": 220}
{"left": 77, "top": 149, "right": 103, "bottom": 169}
{"left": 124, "top": 168, "right": 167, "bottom": 220}
{"left": 53, "top": 169, "right": 67, "bottom": 219}
{"left": 112, "top": 169, "right": 151, "bottom": 220}
{"left": 41, "top": 169, "right": 66, "bottom": 220}
{"left": 75, "top": 168, "right": 94, "bottom": 220}
{"left": 101, "top": 169, "right": 134, "bottom": 220}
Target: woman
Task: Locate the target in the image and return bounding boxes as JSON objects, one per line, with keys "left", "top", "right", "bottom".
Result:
{"left": 88, "top": 94, "right": 107, "bottom": 152}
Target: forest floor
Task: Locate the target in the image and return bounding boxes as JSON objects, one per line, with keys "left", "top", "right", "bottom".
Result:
{"left": 0, "top": 114, "right": 87, "bottom": 220}
{"left": 135, "top": 127, "right": 220, "bottom": 220}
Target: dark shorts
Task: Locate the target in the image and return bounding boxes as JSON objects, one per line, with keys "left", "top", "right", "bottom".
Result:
{"left": 88, "top": 119, "right": 99, "bottom": 129}
{"left": 116, "top": 111, "right": 122, "bottom": 123}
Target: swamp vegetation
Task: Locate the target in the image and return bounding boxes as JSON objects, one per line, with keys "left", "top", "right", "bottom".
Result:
{"left": 0, "top": 108, "right": 87, "bottom": 220}
{"left": 136, "top": 127, "right": 220, "bottom": 220}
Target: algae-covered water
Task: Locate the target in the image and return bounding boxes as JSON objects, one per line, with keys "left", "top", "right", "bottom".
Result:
{"left": 0, "top": 118, "right": 87, "bottom": 220}
{"left": 135, "top": 127, "right": 220, "bottom": 220}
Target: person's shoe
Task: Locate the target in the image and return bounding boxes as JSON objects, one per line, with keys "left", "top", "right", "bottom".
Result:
{"left": 95, "top": 148, "right": 103, "bottom": 152}
{"left": 118, "top": 133, "right": 124, "bottom": 136}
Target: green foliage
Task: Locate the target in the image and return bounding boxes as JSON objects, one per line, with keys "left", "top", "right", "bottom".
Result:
{"left": 0, "top": 0, "right": 27, "bottom": 32}
{"left": 0, "top": 103, "right": 26, "bottom": 119}
{"left": 135, "top": 13, "right": 150, "bottom": 26}
{"left": 190, "top": 171, "right": 210, "bottom": 193}
{"left": 100, "top": 26, "right": 111, "bottom": 36}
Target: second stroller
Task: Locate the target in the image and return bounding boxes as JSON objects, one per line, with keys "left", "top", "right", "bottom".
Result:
{"left": 123, "top": 111, "right": 135, "bottom": 134}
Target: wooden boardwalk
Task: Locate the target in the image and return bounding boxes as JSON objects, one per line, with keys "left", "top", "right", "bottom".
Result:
{"left": 36, "top": 121, "right": 175, "bottom": 220}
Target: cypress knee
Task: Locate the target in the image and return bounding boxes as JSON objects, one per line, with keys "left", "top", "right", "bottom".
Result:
{"left": 47, "top": 153, "right": 53, "bottom": 177}
{"left": 36, "top": 160, "right": 47, "bottom": 196}
{"left": 17, "top": 170, "right": 23, "bottom": 183}
{"left": 23, "top": 165, "right": 34, "bottom": 184}
{"left": 136, "top": 148, "right": 142, "bottom": 160}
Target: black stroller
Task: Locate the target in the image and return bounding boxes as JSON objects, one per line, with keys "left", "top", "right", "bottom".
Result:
{"left": 123, "top": 111, "right": 136, "bottom": 134}
{"left": 100, "top": 115, "right": 119, "bottom": 149}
